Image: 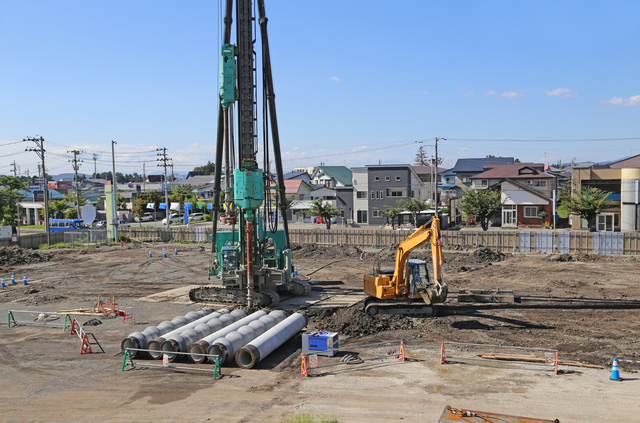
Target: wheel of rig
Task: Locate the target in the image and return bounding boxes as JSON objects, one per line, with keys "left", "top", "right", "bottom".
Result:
{"left": 367, "top": 306, "right": 378, "bottom": 316}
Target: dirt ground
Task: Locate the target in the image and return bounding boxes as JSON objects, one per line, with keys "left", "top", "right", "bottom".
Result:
{"left": 1, "top": 243, "right": 639, "bottom": 422}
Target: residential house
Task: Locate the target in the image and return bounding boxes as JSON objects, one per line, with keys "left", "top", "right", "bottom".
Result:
{"left": 310, "top": 166, "right": 352, "bottom": 188}
{"left": 412, "top": 165, "right": 446, "bottom": 204}
{"left": 571, "top": 154, "right": 640, "bottom": 231}
{"left": 470, "top": 163, "right": 556, "bottom": 227}
{"left": 351, "top": 164, "right": 424, "bottom": 227}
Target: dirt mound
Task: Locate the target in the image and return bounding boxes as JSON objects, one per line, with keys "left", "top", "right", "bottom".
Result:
{"left": 470, "top": 247, "right": 505, "bottom": 263}
{"left": 0, "top": 246, "right": 52, "bottom": 267}
{"left": 291, "top": 244, "right": 366, "bottom": 260}
{"left": 308, "top": 306, "right": 424, "bottom": 337}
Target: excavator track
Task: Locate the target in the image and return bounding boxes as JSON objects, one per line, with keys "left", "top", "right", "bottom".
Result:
{"left": 290, "top": 278, "right": 312, "bottom": 296}
{"left": 189, "top": 285, "right": 280, "bottom": 307}
{"left": 364, "top": 298, "right": 437, "bottom": 316}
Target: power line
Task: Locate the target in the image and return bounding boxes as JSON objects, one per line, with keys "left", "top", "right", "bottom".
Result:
{"left": 445, "top": 137, "right": 640, "bottom": 143}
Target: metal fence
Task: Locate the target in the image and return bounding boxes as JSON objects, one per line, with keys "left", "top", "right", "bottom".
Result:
{"left": 64, "top": 230, "right": 109, "bottom": 247}
{"left": 0, "top": 231, "right": 66, "bottom": 249}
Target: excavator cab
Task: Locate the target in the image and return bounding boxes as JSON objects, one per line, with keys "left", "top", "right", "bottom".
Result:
{"left": 406, "top": 259, "right": 430, "bottom": 296}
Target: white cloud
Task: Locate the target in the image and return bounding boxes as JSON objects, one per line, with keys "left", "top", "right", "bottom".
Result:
{"left": 459, "top": 146, "right": 469, "bottom": 151}
{"left": 545, "top": 88, "right": 578, "bottom": 98}
{"left": 330, "top": 76, "right": 341, "bottom": 83}
{"left": 464, "top": 90, "right": 474, "bottom": 96}
{"left": 501, "top": 91, "right": 523, "bottom": 99}
{"left": 413, "top": 91, "right": 429, "bottom": 95}
{"left": 602, "top": 95, "right": 640, "bottom": 106}
{"left": 485, "top": 90, "right": 495, "bottom": 95}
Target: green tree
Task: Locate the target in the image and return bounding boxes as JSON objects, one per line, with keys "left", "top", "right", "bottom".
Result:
{"left": 192, "top": 161, "right": 216, "bottom": 175}
{"left": 400, "top": 197, "right": 429, "bottom": 226}
{"left": 380, "top": 200, "right": 403, "bottom": 229}
{"left": 458, "top": 188, "right": 504, "bottom": 231}
{"left": 0, "top": 176, "right": 25, "bottom": 230}
{"left": 414, "top": 146, "right": 428, "bottom": 166}
{"left": 48, "top": 198, "right": 70, "bottom": 219}
{"left": 132, "top": 191, "right": 163, "bottom": 220}
{"left": 308, "top": 198, "right": 341, "bottom": 230}
{"left": 63, "top": 193, "right": 86, "bottom": 219}
{"left": 562, "top": 186, "right": 610, "bottom": 231}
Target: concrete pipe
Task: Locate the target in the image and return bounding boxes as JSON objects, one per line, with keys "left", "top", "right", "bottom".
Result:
{"left": 235, "top": 312, "right": 307, "bottom": 369}
{"left": 146, "top": 307, "right": 232, "bottom": 359}
{"left": 120, "top": 308, "right": 213, "bottom": 357}
{"left": 159, "top": 309, "right": 248, "bottom": 361}
{"left": 187, "top": 309, "right": 269, "bottom": 363}
{"left": 208, "top": 310, "right": 287, "bottom": 364}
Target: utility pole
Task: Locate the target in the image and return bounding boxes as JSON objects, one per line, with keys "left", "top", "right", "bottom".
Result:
{"left": 25, "top": 136, "right": 50, "bottom": 245}
{"left": 434, "top": 137, "right": 441, "bottom": 216}
{"left": 157, "top": 148, "right": 171, "bottom": 228}
{"left": 68, "top": 149, "right": 84, "bottom": 218}
{"left": 11, "top": 161, "right": 21, "bottom": 237}
{"left": 111, "top": 141, "right": 118, "bottom": 241}
{"left": 143, "top": 162, "right": 146, "bottom": 193}
{"left": 92, "top": 154, "right": 98, "bottom": 178}
{"left": 170, "top": 162, "right": 174, "bottom": 190}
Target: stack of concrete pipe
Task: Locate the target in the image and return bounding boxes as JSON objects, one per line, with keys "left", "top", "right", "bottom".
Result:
{"left": 158, "top": 309, "right": 249, "bottom": 361}
{"left": 236, "top": 311, "right": 307, "bottom": 369}
{"left": 188, "top": 309, "right": 270, "bottom": 363}
{"left": 207, "top": 310, "right": 287, "bottom": 364}
{"left": 120, "top": 308, "right": 213, "bottom": 357}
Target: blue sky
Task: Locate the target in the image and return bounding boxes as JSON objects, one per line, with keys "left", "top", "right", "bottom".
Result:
{"left": 1, "top": 1, "right": 639, "bottom": 177}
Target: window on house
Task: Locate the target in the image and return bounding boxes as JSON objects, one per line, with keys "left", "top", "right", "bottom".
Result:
{"left": 385, "top": 176, "right": 390, "bottom": 181}
{"left": 533, "top": 180, "right": 547, "bottom": 187}
{"left": 356, "top": 191, "right": 367, "bottom": 199}
{"left": 524, "top": 206, "right": 538, "bottom": 218}
{"left": 379, "top": 190, "right": 384, "bottom": 200}
{"left": 396, "top": 176, "right": 401, "bottom": 181}
{"left": 357, "top": 210, "right": 368, "bottom": 223}
{"left": 372, "top": 210, "right": 380, "bottom": 218}
{"left": 462, "top": 176, "right": 470, "bottom": 183}
{"left": 340, "top": 210, "right": 345, "bottom": 217}
{"left": 375, "top": 191, "right": 379, "bottom": 199}
{"left": 387, "top": 189, "right": 406, "bottom": 197}
{"left": 374, "top": 176, "right": 380, "bottom": 182}
{"left": 370, "top": 191, "right": 375, "bottom": 199}
{"left": 411, "top": 191, "right": 415, "bottom": 198}
{"left": 298, "top": 194, "right": 304, "bottom": 200}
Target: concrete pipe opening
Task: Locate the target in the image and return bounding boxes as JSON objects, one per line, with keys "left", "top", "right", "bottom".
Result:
{"left": 121, "top": 337, "right": 141, "bottom": 356}
{"left": 236, "top": 345, "right": 259, "bottom": 369}
{"left": 161, "top": 340, "right": 179, "bottom": 362}
{"left": 147, "top": 338, "right": 164, "bottom": 359}
{"left": 208, "top": 344, "right": 226, "bottom": 363}
{"left": 187, "top": 342, "right": 208, "bottom": 364}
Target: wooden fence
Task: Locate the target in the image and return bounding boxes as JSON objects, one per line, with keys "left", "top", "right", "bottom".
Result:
{"left": 7, "top": 226, "right": 640, "bottom": 255}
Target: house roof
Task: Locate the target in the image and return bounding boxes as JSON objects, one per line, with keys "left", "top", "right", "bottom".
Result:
{"left": 412, "top": 165, "right": 446, "bottom": 175}
{"left": 445, "top": 157, "right": 515, "bottom": 174}
{"left": 471, "top": 163, "right": 552, "bottom": 179}
{"left": 604, "top": 153, "right": 640, "bottom": 169}
{"left": 313, "top": 166, "right": 352, "bottom": 186}
{"left": 172, "top": 175, "right": 215, "bottom": 186}
{"left": 283, "top": 171, "right": 308, "bottom": 180}
{"left": 501, "top": 178, "right": 551, "bottom": 202}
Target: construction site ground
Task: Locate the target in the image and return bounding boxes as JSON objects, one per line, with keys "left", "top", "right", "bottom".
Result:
{"left": 0, "top": 243, "right": 639, "bottom": 422}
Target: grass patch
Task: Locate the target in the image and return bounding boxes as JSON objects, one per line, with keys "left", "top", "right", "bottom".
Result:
{"left": 21, "top": 225, "right": 44, "bottom": 229}
{"left": 39, "top": 242, "right": 73, "bottom": 249}
{"left": 276, "top": 412, "right": 340, "bottom": 423}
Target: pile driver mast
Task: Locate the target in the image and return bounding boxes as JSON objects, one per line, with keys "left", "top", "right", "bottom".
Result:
{"left": 191, "top": 0, "right": 309, "bottom": 307}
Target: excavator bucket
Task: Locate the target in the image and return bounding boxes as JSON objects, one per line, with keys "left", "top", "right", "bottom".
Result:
{"left": 417, "top": 283, "right": 448, "bottom": 305}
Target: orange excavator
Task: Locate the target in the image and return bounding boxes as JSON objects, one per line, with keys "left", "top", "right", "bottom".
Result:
{"left": 363, "top": 215, "right": 448, "bottom": 315}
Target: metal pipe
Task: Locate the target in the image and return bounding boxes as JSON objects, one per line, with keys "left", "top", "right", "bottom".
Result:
{"left": 120, "top": 308, "right": 213, "bottom": 357}
{"left": 158, "top": 309, "right": 248, "bottom": 361}
{"left": 208, "top": 310, "right": 286, "bottom": 364}
{"left": 187, "top": 309, "right": 269, "bottom": 363}
{"left": 235, "top": 311, "right": 307, "bottom": 369}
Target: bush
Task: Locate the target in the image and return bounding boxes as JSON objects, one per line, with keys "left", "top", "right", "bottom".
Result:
{"left": 204, "top": 213, "right": 212, "bottom": 221}
{"left": 119, "top": 234, "right": 131, "bottom": 243}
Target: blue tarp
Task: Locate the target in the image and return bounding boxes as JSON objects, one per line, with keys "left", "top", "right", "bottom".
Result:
{"left": 159, "top": 203, "right": 167, "bottom": 210}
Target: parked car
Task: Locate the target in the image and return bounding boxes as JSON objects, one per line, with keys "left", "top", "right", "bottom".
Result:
{"left": 95, "top": 221, "right": 107, "bottom": 228}
{"left": 135, "top": 212, "right": 154, "bottom": 222}
{"left": 162, "top": 213, "right": 184, "bottom": 225}
{"left": 189, "top": 213, "right": 204, "bottom": 222}
{"left": 117, "top": 220, "right": 130, "bottom": 228}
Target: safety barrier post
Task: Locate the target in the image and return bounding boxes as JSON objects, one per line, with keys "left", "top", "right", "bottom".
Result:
{"left": 70, "top": 318, "right": 93, "bottom": 354}
{"left": 301, "top": 353, "right": 308, "bottom": 377}
{"left": 8, "top": 310, "right": 16, "bottom": 328}
{"left": 63, "top": 314, "right": 72, "bottom": 331}
{"left": 399, "top": 341, "right": 405, "bottom": 362}
{"left": 213, "top": 356, "right": 221, "bottom": 380}
{"left": 440, "top": 343, "right": 445, "bottom": 364}
{"left": 121, "top": 349, "right": 135, "bottom": 371}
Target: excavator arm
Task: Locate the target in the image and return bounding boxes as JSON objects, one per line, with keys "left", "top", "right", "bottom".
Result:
{"left": 391, "top": 216, "right": 447, "bottom": 304}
